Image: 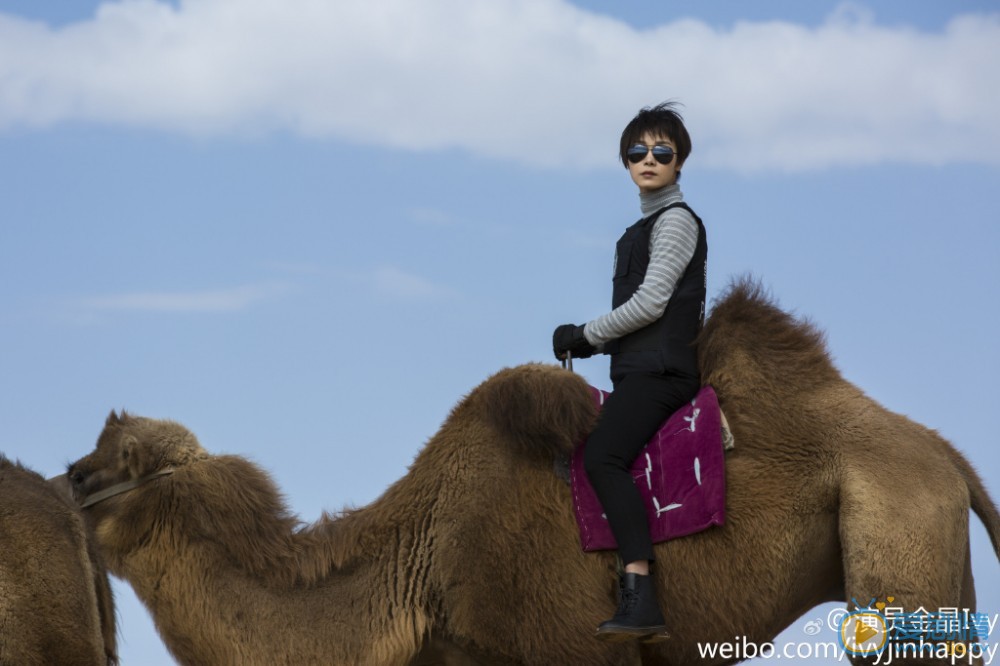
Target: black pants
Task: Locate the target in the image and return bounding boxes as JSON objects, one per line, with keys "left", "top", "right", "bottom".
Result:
{"left": 583, "top": 371, "right": 700, "bottom": 565}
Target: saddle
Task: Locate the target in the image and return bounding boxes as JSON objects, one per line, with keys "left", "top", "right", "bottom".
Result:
{"left": 566, "top": 385, "right": 731, "bottom": 552}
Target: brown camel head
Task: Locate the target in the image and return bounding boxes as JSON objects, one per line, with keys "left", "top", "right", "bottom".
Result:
{"left": 70, "top": 410, "right": 308, "bottom": 583}
{"left": 69, "top": 410, "right": 206, "bottom": 506}
{"left": 67, "top": 411, "right": 212, "bottom": 570}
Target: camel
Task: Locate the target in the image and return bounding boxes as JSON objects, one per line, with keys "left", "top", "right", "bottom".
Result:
{"left": 66, "top": 279, "right": 1000, "bottom": 666}
{"left": 0, "top": 455, "right": 118, "bottom": 666}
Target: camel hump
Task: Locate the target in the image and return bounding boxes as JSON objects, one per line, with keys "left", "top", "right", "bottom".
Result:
{"left": 696, "top": 275, "right": 840, "bottom": 391}
{"left": 468, "top": 363, "right": 597, "bottom": 461}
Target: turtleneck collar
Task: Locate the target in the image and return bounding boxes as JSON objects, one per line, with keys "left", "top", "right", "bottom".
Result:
{"left": 640, "top": 183, "right": 683, "bottom": 217}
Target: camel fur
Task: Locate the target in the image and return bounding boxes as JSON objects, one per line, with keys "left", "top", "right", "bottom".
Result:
{"left": 0, "top": 456, "right": 117, "bottom": 666}
{"left": 67, "top": 279, "right": 1000, "bottom": 665}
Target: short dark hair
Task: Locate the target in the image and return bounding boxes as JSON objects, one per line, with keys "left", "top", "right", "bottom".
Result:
{"left": 619, "top": 101, "right": 692, "bottom": 170}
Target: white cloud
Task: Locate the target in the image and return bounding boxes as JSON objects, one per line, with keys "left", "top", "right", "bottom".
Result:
{"left": 1, "top": 0, "right": 998, "bottom": 171}
{"left": 408, "top": 207, "right": 458, "bottom": 229}
{"left": 77, "top": 282, "right": 287, "bottom": 313}
{"left": 372, "top": 266, "right": 454, "bottom": 301}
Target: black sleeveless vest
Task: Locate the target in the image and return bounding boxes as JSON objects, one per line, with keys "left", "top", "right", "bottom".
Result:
{"left": 604, "top": 202, "right": 707, "bottom": 383}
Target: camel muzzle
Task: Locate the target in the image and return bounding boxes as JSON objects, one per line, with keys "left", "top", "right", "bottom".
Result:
{"left": 74, "top": 469, "right": 175, "bottom": 508}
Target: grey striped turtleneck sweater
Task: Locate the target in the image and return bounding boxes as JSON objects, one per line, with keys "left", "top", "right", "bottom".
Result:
{"left": 583, "top": 183, "right": 699, "bottom": 346}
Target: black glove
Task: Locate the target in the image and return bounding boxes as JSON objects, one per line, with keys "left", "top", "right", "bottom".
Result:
{"left": 552, "top": 324, "right": 596, "bottom": 361}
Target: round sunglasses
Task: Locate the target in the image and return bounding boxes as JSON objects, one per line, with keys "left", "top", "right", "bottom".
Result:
{"left": 626, "top": 144, "right": 676, "bottom": 165}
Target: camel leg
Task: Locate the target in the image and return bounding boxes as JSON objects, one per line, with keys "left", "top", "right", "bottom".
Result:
{"left": 840, "top": 474, "right": 971, "bottom": 666}
{"left": 958, "top": 544, "right": 986, "bottom": 666}
{"left": 959, "top": 541, "right": 977, "bottom": 631}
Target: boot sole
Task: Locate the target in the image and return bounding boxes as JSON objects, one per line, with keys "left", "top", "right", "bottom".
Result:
{"left": 595, "top": 625, "right": 669, "bottom": 643}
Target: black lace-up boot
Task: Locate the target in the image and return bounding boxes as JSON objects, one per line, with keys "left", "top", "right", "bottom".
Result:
{"left": 595, "top": 573, "right": 669, "bottom": 642}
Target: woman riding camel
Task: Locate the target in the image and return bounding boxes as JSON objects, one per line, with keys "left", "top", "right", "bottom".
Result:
{"left": 553, "top": 101, "right": 707, "bottom": 642}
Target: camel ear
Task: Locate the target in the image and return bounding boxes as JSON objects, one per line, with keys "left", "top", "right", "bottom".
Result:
{"left": 120, "top": 435, "right": 144, "bottom": 479}
{"left": 106, "top": 409, "right": 132, "bottom": 426}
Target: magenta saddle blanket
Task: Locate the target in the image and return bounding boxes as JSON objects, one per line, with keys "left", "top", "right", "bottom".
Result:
{"left": 570, "top": 385, "right": 726, "bottom": 552}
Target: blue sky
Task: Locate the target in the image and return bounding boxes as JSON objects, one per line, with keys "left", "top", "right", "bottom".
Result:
{"left": 1, "top": 1, "right": 997, "bottom": 664}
